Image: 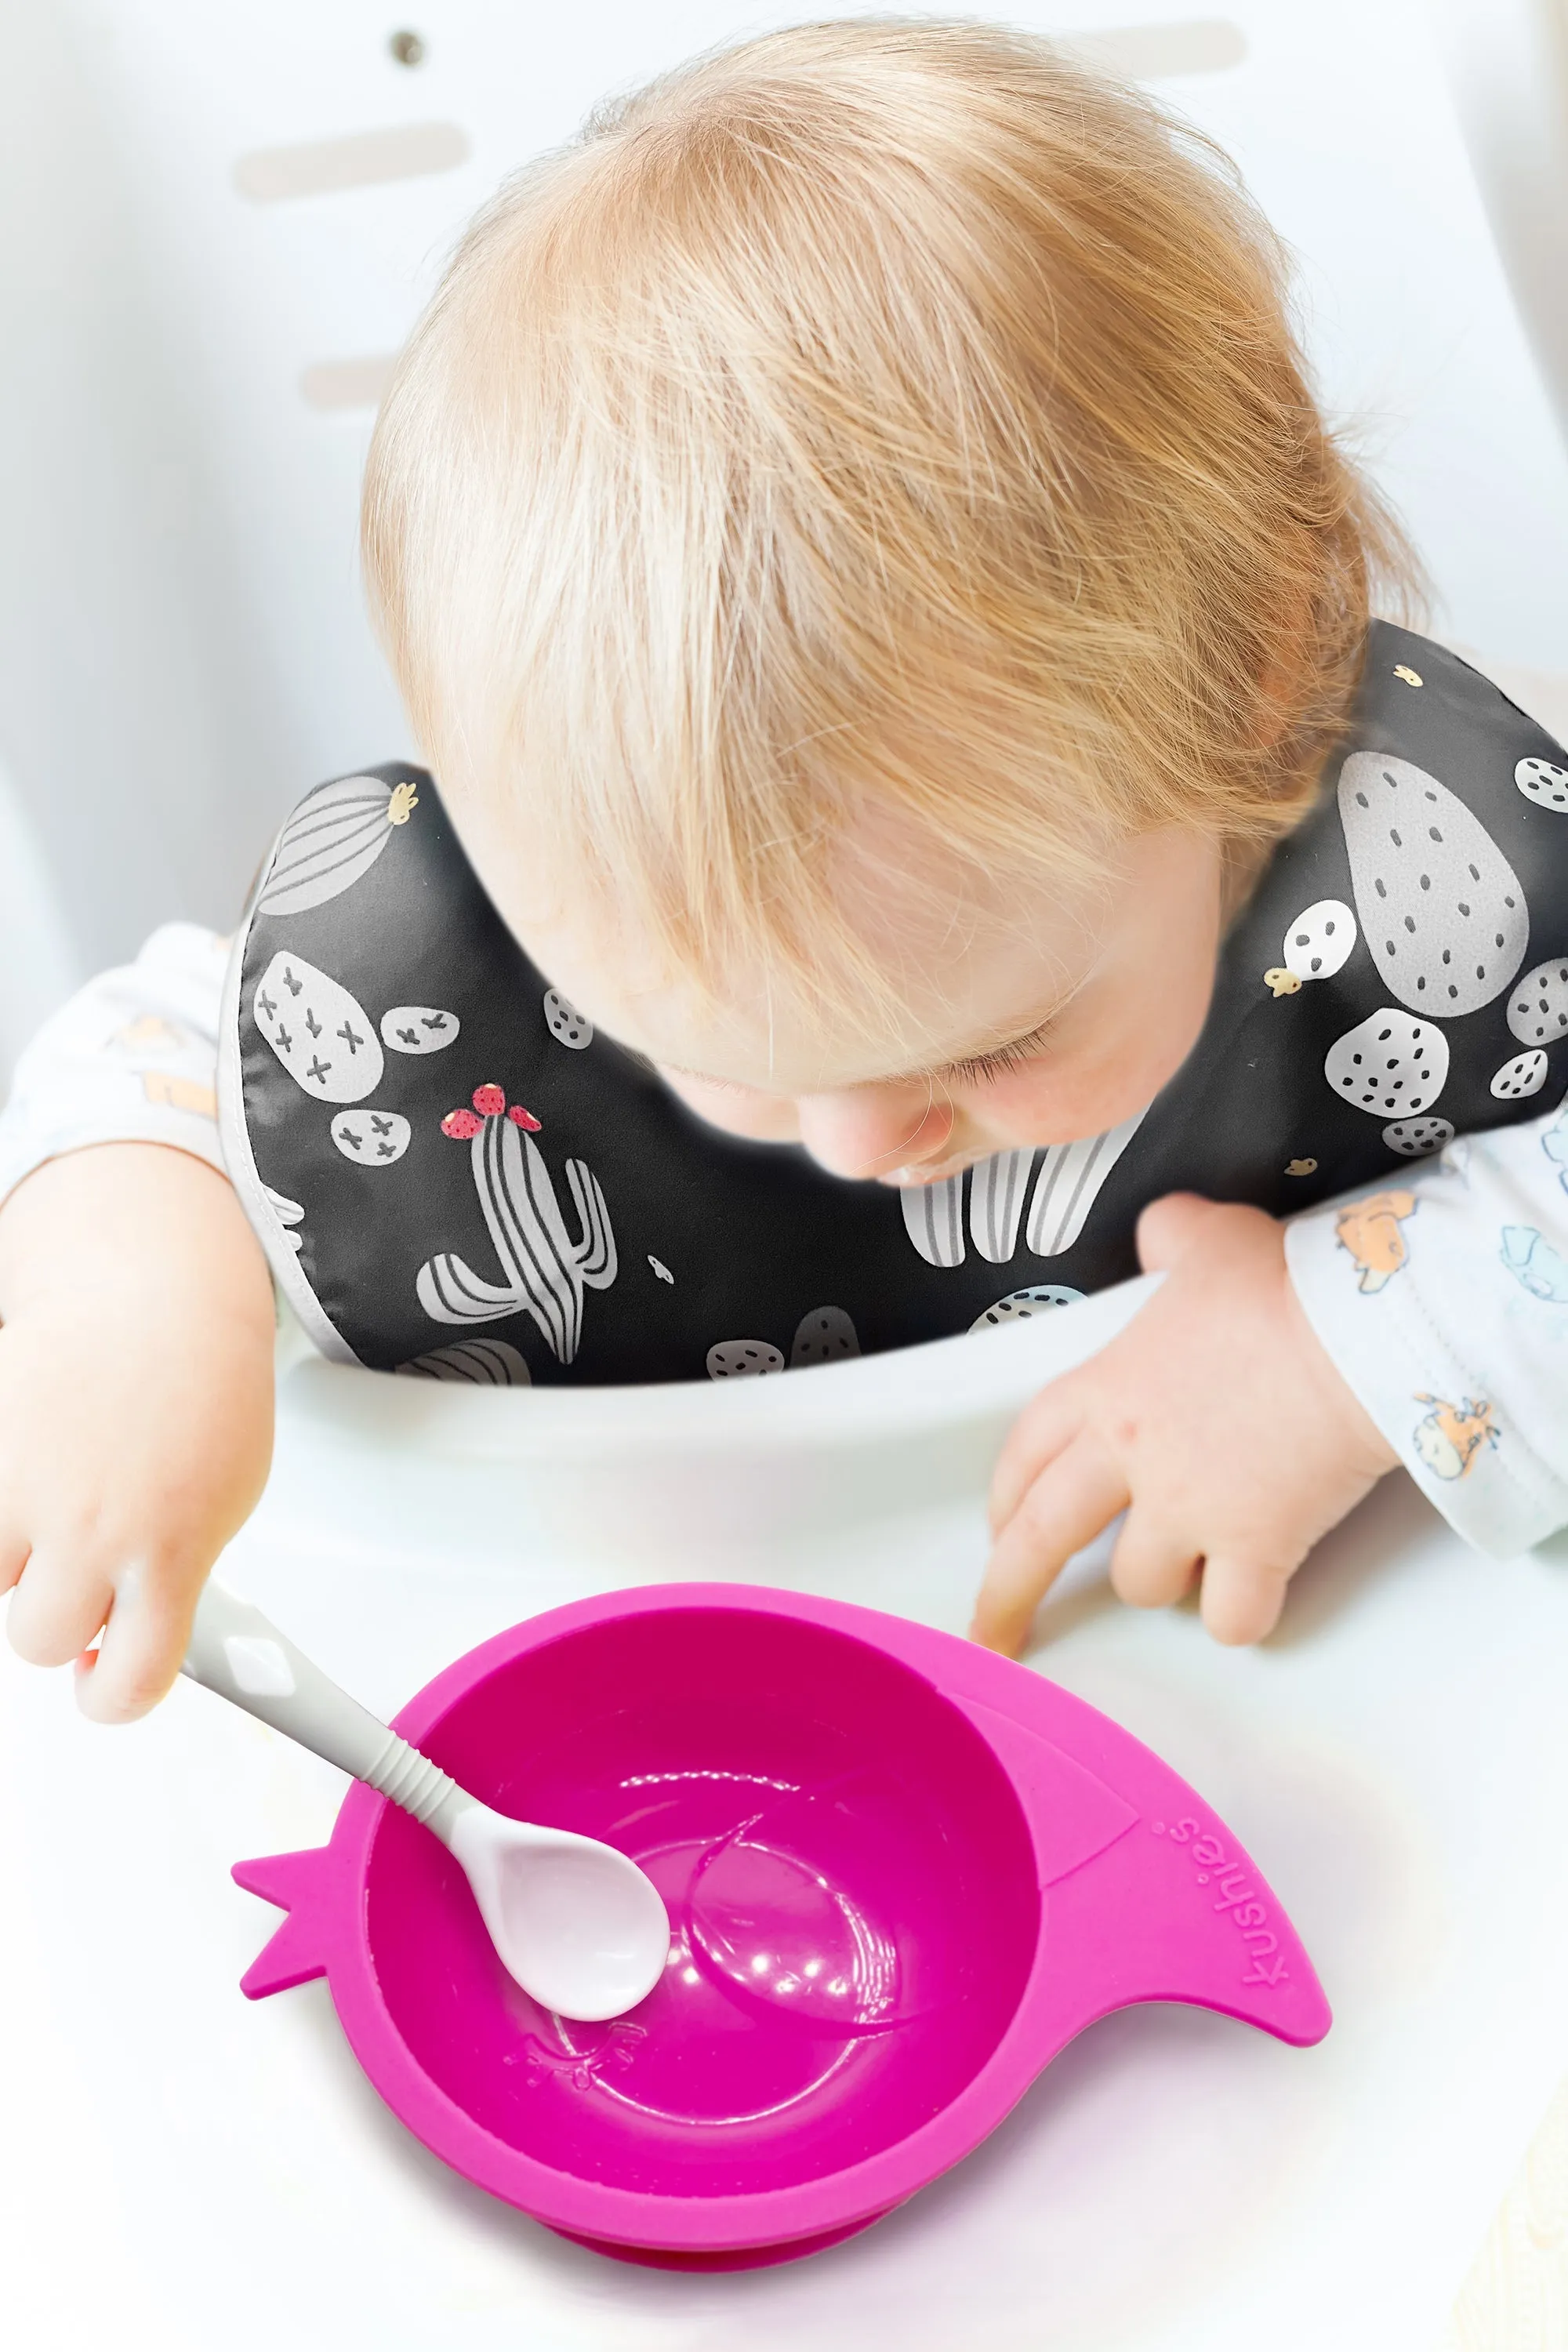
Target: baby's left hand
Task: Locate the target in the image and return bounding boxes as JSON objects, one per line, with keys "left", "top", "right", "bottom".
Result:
{"left": 973, "top": 1193, "right": 1399, "bottom": 1655}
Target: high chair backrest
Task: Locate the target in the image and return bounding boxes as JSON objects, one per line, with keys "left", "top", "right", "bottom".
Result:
{"left": 1433, "top": 0, "right": 1568, "bottom": 454}
{"left": 2, "top": 0, "right": 1566, "bottom": 1040}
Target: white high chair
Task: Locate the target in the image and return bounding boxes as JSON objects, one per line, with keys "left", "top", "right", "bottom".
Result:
{"left": 5, "top": 9, "right": 1568, "bottom": 2352}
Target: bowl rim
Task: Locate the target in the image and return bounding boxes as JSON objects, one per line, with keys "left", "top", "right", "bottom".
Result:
{"left": 321, "top": 1585, "right": 1068, "bottom": 2252}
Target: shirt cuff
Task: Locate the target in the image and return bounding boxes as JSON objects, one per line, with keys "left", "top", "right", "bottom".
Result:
{"left": 1286, "top": 1179, "right": 1568, "bottom": 1558}
{"left": 0, "top": 923, "right": 230, "bottom": 1207}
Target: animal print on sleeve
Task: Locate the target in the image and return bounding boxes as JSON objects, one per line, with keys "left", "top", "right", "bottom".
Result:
{"left": 1286, "top": 1099, "right": 1568, "bottom": 1557}
{"left": 0, "top": 924, "right": 229, "bottom": 1209}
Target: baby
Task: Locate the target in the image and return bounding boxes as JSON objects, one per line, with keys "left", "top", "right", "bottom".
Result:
{"left": 3, "top": 20, "right": 1567, "bottom": 1726}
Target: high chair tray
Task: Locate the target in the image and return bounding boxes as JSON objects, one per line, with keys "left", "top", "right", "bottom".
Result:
{"left": 2, "top": 1351, "right": 1566, "bottom": 2350}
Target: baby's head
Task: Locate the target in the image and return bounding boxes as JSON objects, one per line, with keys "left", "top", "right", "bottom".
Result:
{"left": 364, "top": 16, "right": 1412, "bottom": 1186}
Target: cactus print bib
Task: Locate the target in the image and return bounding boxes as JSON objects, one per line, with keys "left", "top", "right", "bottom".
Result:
{"left": 218, "top": 625, "right": 1568, "bottom": 1385}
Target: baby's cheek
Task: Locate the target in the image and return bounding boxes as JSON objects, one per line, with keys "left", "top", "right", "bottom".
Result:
{"left": 967, "top": 1056, "right": 1140, "bottom": 1146}
{"left": 975, "top": 986, "right": 1207, "bottom": 1145}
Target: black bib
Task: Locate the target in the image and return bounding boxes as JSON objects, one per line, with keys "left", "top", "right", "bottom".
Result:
{"left": 218, "top": 624, "right": 1568, "bottom": 1385}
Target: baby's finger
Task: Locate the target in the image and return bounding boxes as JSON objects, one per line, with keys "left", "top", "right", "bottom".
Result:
{"left": 75, "top": 1559, "right": 198, "bottom": 1724}
{"left": 987, "top": 1378, "right": 1083, "bottom": 1535}
{"left": 0, "top": 1525, "right": 31, "bottom": 1597}
{"left": 1134, "top": 1192, "right": 1218, "bottom": 1272}
{"left": 971, "top": 1445, "right": 1128, "bottom": 1656}
{"left": 5, "top": 1548, "right": 114, "bottom": 1668}
{"left": 1109, "top": 1512, "right": 1201, "bottom": 1611}
{"left": 1196, "top": 1553, "right": 1292, "bottom": 1647}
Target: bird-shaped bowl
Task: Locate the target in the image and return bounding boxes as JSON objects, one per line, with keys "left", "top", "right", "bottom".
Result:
{"left": 233, "top": 1584, "right": 1330, "bottom": 2269}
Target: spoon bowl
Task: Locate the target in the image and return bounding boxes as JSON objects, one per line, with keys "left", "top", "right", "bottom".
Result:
{"left": 448, "top": 1809, "right": 671, "bottom": 2022}
{"left": 182, "top": 1580, "right": 669, "bottom": 2021}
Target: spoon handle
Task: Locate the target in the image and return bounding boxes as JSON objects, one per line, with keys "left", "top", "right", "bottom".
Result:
{"left": 182, "top": 1579, "right": 473, "bottom": 1841}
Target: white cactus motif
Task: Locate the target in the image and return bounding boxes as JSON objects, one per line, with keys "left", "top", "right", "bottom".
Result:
{"left": 396, "top": 1339, "right": 531, "bottom": 1385}
{"left": 543, "top": 989, "right": 593, "bottom": 1050}
{"left": 1382, "top": 1116, "right": 1454, "bottom": 1158}
{"left": 706, "top": 1340, "right": 786, "bottom": 1378}
{"left": 1490, "top": 1049, "right": 1549, "bottom": 1101}
{"left": 258, "top": 775, "right": 419, "bottom": 916}
{"left": 263, "top": 1186, "right": 305, "bottom": 1255}
{"left": 901, "top": 1108, "right": 1149, "bottom": 1269}
{"left": 1282, "top": 898, "right": 1357, "bottom": 981}
{"left": 1506, "top": 958, "right": 1568, "bottom": 1047}
{"left": 331, "top": 1107, "right": 410, "bottom": 1165}
{"left": 1338, "top": 753, "right": 1528, "bottom": 1015}
{"left": 380, "top": 1004, "right": 459, "bottom": 1055}
{"left": 901, "top": 1171, "right": 967, "bottom": 1267}
{"left": 416, "top": 1086, "right": 616, "bottom": 1364}
{"left": 971, "top": 1286, "right": 1084, "bottom": 1330}
{"left": 969, "top": 1149, "right": 1034, "bottom": 1263}
{"left": 1025, "top": 1107, "right": 1148, "bottom": 1257}
{"left": 252, "top": 951, "right": 384, "bottom": 1104}
{"left": 1324, "top": 1007, "right": 1449, "bottom": 1116}
{"left": 1516, "top": 757, "right": 1568, "bottom": 813}
{"left": 789, "top": 1306, "right": 860, "bottom": 1367}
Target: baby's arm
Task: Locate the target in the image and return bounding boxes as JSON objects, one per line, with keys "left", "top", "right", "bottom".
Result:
{"left": 0, "top": 931, "right": 275, "bottom": 1719}
{"left": 975, "top": 1104, "right": 1568, "bottom": 1653}
{"left": 1283, "top": 1106, "right": 1568, "bottom": 1553}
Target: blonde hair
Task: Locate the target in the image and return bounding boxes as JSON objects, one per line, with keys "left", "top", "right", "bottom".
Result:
{"left": 364, "top": 17, "right": 1417, "bottom": 1024}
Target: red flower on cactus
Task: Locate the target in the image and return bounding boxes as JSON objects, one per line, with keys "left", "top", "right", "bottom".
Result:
{"left": 440, "top": 1085, "right": 543, "bottom": 1141}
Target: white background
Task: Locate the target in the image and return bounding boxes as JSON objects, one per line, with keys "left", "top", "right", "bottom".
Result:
{"left": 4, "top": 5, "right": 1568, "bottom": 2347}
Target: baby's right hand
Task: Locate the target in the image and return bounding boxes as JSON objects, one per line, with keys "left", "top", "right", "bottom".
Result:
{"left": 0, "top": 1145, "right": 276, "bottom": 1722}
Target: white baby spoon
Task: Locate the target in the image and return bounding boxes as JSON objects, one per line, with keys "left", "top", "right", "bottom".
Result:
{"left": 182, "top": 1581, "right": 670, "bottom": 2021}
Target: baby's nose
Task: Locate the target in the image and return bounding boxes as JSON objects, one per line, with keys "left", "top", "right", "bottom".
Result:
{"left": 794, "top": 1089, "right": 954, "bottom": 1182}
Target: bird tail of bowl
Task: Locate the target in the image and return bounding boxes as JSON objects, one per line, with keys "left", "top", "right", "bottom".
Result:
{"left": 231, "top": 1845, "right": 346, "bottom": 2000}
{"left": 944, "top": 1685, "right": 1333, "bottom": 2056}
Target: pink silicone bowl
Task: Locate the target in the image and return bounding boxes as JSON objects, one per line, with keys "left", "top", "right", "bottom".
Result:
{"left": 234, "top": 1585, "right": 1330, "bottom": 2269}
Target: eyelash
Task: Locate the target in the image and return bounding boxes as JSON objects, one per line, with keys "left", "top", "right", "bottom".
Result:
{"left": 943, "top": 1029, "right": 1053, "bottom": 1087}
{"left": 658, "top": 1029, "right": 1054, "bottom": 1094}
